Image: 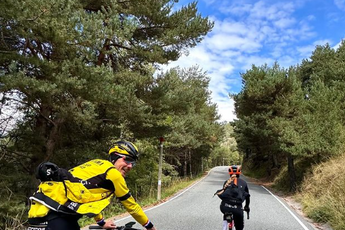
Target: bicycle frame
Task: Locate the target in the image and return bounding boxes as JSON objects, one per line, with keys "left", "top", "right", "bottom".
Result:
{"left": 223, "top": 210, "right": 249, "bottom": 230}
{"left": 223, "top": 212, "right": 235, "bottom": 230}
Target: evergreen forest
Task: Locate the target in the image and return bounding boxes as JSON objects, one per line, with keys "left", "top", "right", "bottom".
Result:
{"left": 1, "top": 0, "right": 345, "bottom": 229}
{"left": 233, "top": 41, "right": 345, "bottom": 229}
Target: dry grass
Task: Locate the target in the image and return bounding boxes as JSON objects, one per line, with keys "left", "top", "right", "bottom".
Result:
{"left": 2, "top": 209, "right": 27, "bottom": 230}
{"left": 297, "top": 154, "right": 345, "bottom": 230}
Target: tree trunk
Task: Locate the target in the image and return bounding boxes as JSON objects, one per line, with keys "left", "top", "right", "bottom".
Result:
{"left": 287, "top": 153, "right": 296, "bottom": 192}
{"left": 189, "top": 149, "right": 192, "bottom": 178}
{"left": 272, "top": 153, "right": 279, "bottom": 168}
{"left": 27, "top": 104, "right": 63, "bottom": 197}
{"left": 201, "top": 157, "right": 204, "bottom": 173}
{"left": 45, "top": 117, "right": 64, "bottom": 161}
{"left": 30, "top": 103, "right": 51, "bottom": 176}
{"left": 183, "top": 151, "right": 187, "bottom": 177}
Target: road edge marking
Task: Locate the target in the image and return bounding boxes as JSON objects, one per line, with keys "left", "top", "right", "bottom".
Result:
{"left": 261, "top": 186, "right": 310, "bottom": 230}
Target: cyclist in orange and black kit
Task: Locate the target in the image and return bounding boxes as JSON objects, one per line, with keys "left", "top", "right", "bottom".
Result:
{"left": 27, "top": 140, "right": 157, "bottom": 230}
{"left": 218, "top": 165, "right": 250, "bottom": 230}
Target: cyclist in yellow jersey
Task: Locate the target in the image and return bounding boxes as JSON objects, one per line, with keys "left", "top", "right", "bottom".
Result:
{"left": 27, "top": 140, "right": 157, "bottom": 230}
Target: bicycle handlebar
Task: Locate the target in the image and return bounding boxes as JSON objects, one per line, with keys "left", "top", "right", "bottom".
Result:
{"left": 88, "top": 221, "right": 141, "bottom": 230}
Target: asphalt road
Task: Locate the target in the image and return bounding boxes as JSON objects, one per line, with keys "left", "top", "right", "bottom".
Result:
{"left": 84, "top": 166, "right": 316, "bottom": 230}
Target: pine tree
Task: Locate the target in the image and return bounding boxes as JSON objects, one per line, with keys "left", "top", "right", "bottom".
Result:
{"left": 0, "top": 0, "right": 214, "bottom": 227}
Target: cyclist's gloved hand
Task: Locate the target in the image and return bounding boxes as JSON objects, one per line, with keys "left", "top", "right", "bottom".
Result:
{"left": 147, "top": 227, "right": 157, "bottom": 230}
{"left": 102, "top": 221, "right": 116, "bottom": 229}
{"left": 244, "top": 205, "right": 250, "bottom": 213}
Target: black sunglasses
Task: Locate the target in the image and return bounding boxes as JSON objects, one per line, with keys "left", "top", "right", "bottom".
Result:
{"left": 123, "top": 155, "right": 136, "bottom": 166}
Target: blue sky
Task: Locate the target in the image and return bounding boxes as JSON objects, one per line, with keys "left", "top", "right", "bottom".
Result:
{"left": 163, "top": 0, "right": 345, "bottom": 122}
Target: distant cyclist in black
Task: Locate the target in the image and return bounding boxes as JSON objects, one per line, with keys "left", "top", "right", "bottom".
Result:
{"left": 216, "top": 165, "right": 250, "bottom": 230}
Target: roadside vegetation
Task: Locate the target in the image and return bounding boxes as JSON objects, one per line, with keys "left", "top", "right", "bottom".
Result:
{"left": 233, "top": 41, "right": 345, "bottom": 230}
{"left": 298, "top": 154, "right": 345, "bottom": 230}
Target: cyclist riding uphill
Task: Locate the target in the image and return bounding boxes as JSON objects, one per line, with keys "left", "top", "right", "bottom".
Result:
{"left": 215, "top": 165, "right": 250, "bottom": 230}
{"left": 28, "top": 140, "right": 157, "bottom": 230}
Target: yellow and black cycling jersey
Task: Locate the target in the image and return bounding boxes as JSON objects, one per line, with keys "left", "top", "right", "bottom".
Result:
{"left": 28, "top": 159, "right": 150, "bottom": 227}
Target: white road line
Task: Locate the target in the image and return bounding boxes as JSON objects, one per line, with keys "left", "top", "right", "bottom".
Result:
{"left": 261, "top": 186, "right": 310, "bottom": 230}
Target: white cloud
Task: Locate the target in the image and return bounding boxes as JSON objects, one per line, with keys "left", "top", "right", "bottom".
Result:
{"left": 334, "top": 0, "right": 345, "bottom": 11}
{"left": 161, "top": 42, "right": 237, "bottom": 122}
{"left": 297, "top": 39, "right": 333, "bottom": 57}
{"left": 238, "top": 56, "right": 275, "bottom": 71}
{"left": 296, "top": 45, "right": 316, "bottom": 58}
{"left": 214, "top": 96, "right": 237, "bottom": 122}
{"left": 206, "top": 34, "right": 262, "bottom": 52}
{"left": 307, "top": 15, "right": 316, "bottom": 21}
{"left": 164, "top": 0, "right": 327, "bottom": 122}
{"left": 333, "top": 39, "right": 344, "bottom": 50}
{"left": 274, "top": 18, "right": 296, "bottom": 29}
{"left": 212, "top": 20, "right": 249, "bottom": 36}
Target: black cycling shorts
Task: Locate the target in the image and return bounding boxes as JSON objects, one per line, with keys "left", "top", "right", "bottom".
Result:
{"left": 220, "top": 203, "right": 244, "bottom": 230}
{"left": 28, "top": 212, "right": 81, "bottom": 230}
